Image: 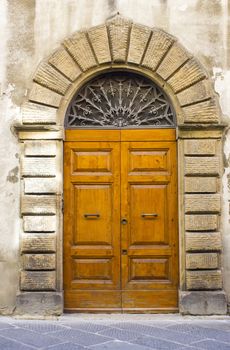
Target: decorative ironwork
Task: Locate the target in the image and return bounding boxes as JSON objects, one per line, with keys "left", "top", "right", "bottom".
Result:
{"left": 65, "top": 72, "right": 175, "bottom": 128}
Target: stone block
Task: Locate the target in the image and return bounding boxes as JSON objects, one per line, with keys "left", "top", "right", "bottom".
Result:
{"left": 177, "top": 79, "right": 213, "bottom": 106}
{"left": 180, "top": 291, "right": 227, "bottom": 315}
{"left": 184, "top": 139, "right": 216, "bottom": 155}
{"left": 21, "top": 157, "right": 56, "bottom": 177}
{"left": 142, "top": 29, "right": 174, "bottom": 70}
{"left": 22, "top": 254, "right": 56, "bottom": 270}
{"left": 24, "top": 178, "right": 59, "bottom": 194}
{"left": 185, "top": 194, "right": 220, "bottom": 213}
{"left": 185, "top": 214, "right": 218, "bottom": 231}
{"left": 185, "top": 232, "right": 221, "bottom": 251}
{"left": 128, "top": 23, "right": 151, "bottom": 64}
{"left": 87, "top": 24, "right": 111, "bottom": 63}
{"left": 64, "top": 31, "right": 97, "bottom": 71}
{"left": 33, "top": 63, "right": 70, "bottom": 95}
{"left": 21, "top": 102, "right": 57, "bottom": 125}
{"left": 21, "top": 234, "right": 56, "bottom": 253}
{"left": 24, "top": 141, "right": 57, "bottom": 156}
{"left": 49, "top": 47, "right": 81, "bottom": 81}
{"left": 168, "top": 58, "right": 207, "bottom": 93}
{"left": 157, "top": 42, "right": 190, "bottom": 80}
{"left": 107, "top": 15, "right": 132, "bottom": 62}
{"left": 185, "top": 157, "right": 219, "bottom": 175}
{"left": 186, "top": 253, "right": 218, "bottom": 269}
{"left": 21, "top": 271, "right": 56, "bottom": 291}
{"left": 186, "top": 270, "right": 222, "bottom": 290}
{"left": 15, "top": 292, "right": 63, "bottom": 316}
{"left": 21, "top": 195, "right": 57, "bottom": 215}
{"left": 23, "top": 216, "right": 56, "bottom": 232}
{"left": 29, "top": 83, "right": 62, "bottom": 108}
{"left": 182, "top": 98, "right": 219, "bottom": 123}
{"left": 185, "top": 177, "right": 217, "bottom": 193}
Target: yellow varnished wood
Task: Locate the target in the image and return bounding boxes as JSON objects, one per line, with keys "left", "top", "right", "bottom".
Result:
{"left": 64, "top": 129, "right": 178, "bottom": 312}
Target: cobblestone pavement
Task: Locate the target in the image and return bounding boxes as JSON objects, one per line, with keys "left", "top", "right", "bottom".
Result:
{"left": 0, "top": 314, "right": 229, "bottom": 350}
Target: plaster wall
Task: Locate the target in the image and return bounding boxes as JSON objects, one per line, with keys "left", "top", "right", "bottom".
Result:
{"left": 0, "top": 0, "right": 230, "bottom": 313}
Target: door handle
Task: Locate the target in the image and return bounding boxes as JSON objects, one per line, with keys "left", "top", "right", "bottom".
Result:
{"left": 141, "top": 213, "right": 158, "bottom": 219}
{"left": 121, "top": 218, "right": 128, "bottom": 225}
{"left": 84, "top": 213, "right": 100, "bottom": 219}
{"left": 122, "top": 249, "right": 127, "bottom": 255}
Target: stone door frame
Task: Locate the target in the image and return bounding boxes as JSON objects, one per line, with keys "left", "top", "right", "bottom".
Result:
{"left": 15, "top": 15, "right": 227, "bottom": 315}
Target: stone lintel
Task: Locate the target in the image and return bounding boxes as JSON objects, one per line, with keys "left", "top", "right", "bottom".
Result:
{"left": 179, "top": 291, "right": 227, "bottom": 315}
{"left": 15, "top": 292, "right": 63, "bottom": 316}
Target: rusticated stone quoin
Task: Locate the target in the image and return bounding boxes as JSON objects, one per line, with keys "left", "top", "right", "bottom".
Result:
{"left": 185, "top": 157, "right": 219, "bottom": 175}
{"left": 185, "top": 214, "right": 218, "bottom": 231}
{"left": 185, "top": 232, "right": 222, "bottom": 251}
{"left": 185, "top": 177, "right": 218, "bottom": 193}
{"left": 24, "top": 178, "right": 59, "bottom": 194}
{"left": 185, "top": 194, "right": 220, "bottom": 213}
{"left": 22, "top": 254, "right": 56, "bottom": 270}
{"left": 21, "top": 271, "right": 56, "bottom": 291}
{"left": 180, "top": 291, "right": 227, "bottom": 315}
{"left": 21, "top": 234, "right": 56, "bottom": 253}
{"left": 184, "top": 139, "right": 216, "bottom": 155}
{"left": 21, "top": 195, "right": 57, "bottom": 215}
{"left": 186, "top": 270, "right": 222, "bottom": 290}
{"left": 186, "top": 253, "right": 219, "bottom": 270}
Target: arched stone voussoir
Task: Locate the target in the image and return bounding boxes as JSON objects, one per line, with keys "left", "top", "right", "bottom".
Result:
{"left": 182, "top": 98, "right": 220, "bottom": 124}
{"left": 167, "top": 57, "right": 208, "bottom": 93}
{"left": 106, "top": 14, "right": 132, "bottom": 63}
{"left": 33, "top": 62, "right": 71, "bottom": 95}
{"left": 157, "top": 41, "right": 192, "bottom": 80}
{"left": 21, "top": 102, "right": 57, "bottom": 125}
{"left": 64, "top": 31, "right": 98, "bottom": 71}
{"left": 127, "top": 23, "right": 152, "bottom": 65}
{"left": 29, "top": 83, "right": 62, "bottom": 108}
{"left": 141, "top": 28, "right": 175, "bottom": 71}
{"left": 87, "top": 24, "right": 111, "bottom": 64}
{"left": 48, "top": 46, "right": 82, "bottom": 82}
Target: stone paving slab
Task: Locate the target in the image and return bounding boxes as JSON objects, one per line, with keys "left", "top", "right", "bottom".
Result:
{"left": 0, "top": 315, "right": 229, "bottom": 349}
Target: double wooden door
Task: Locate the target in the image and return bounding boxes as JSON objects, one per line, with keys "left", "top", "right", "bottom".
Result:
{"left": 64, "top": 129, "right": 178, "bottom": 312}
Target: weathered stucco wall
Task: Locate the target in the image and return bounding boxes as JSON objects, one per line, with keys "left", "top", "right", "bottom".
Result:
{"left": 0, "top": 0, "right": 230, "bottom": 313}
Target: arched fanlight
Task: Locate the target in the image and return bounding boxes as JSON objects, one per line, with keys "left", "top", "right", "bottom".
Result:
{"left": 65, "top": 71, "right": 176, "bottom": 129}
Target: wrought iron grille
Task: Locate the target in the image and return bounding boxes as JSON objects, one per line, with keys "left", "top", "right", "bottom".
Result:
{"left": 65, "top": 72, "right": 176, "bottom": 128}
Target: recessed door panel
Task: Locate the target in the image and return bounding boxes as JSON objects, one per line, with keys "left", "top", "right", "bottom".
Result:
{"left": 129, "top": 184, "right": 167, "bottom": 245}
{"left": 73, "top": 184, "right": 112, "bottom": 245}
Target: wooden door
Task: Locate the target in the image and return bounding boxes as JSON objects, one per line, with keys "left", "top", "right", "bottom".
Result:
{"left": 64, "top": 131, "right": 121, "bottom": 311}
{"left": 120, "top": 130, "right": 178, "bottom": 311}
{"left": 64, "top": 129, "right": 178, "bottom": 312}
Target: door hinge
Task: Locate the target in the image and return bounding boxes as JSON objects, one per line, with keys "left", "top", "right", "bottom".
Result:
{"left": 62, "top": 197, "right": 64, "bottom": 214}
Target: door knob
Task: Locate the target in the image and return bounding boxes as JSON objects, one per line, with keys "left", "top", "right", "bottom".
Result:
{"left": 121, "top": 218, "right": 128, "bottom": 225}
{"left": 122, "top": 249, "right": 127, "bottom": 255}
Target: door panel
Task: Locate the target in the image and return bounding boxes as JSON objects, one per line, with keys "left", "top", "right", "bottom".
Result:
{"left": 121, "top": 138, "right": 178, "bottom": 310}
{"left": 64, "top": 129, "right": 178, "bottom": 312}
{"left": 64, "top": 140, "right": 121, "bottom": 310}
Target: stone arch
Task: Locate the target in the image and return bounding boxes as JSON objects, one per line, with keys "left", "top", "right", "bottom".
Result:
{"left": 16, "top": 15, "right": 227, "bottom": 316}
